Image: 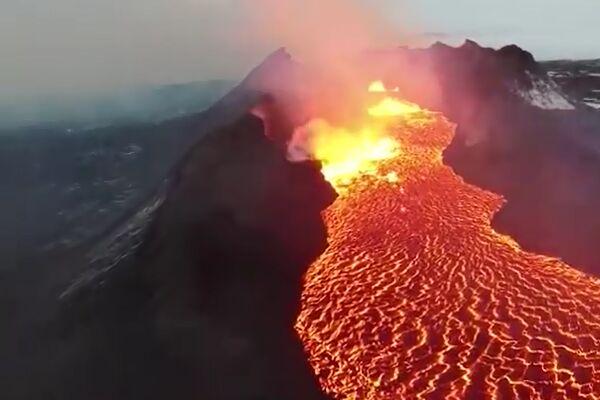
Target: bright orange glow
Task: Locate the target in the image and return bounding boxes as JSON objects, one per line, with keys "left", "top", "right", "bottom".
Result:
{"left": 301, "top": 119, "right": 399, "bottom": 188}
{"left": 293, "top": 82, "right": 428, "bottom": 190}
{"left": 295, "top": 88, "right": 600, "bottom": 399}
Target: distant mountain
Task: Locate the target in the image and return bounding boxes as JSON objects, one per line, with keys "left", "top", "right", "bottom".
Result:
{"left": 541, "top": 59, "right": 600, "bottom": 110}
{"left": 0, "top": 80, "right": 236, "bottom": 130}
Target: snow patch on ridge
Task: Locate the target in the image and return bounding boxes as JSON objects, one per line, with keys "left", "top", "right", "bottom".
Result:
{"left": 584, "top": 99, "right": 600, "bottom": 110}
{"left": 517, "top": 73, "right": 576, "bottom": 110}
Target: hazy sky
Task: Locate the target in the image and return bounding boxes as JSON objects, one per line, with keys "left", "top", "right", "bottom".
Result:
{"left": 410, "top": 0, "right": 600, "bottom": 58}
{"left": 1, "top": 0, "right": 599, "bottom": 101}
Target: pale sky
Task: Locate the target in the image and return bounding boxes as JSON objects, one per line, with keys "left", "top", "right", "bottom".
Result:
{"left": 1, "top": 0, "right": 599, "bottom": 101}
{"left": 409, "top": 0, "right": 600, "bottom": 60}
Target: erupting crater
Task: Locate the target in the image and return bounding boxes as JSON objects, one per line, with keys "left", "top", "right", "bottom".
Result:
{"left": 295, "top": 83, "right": 600, "bottom": 399}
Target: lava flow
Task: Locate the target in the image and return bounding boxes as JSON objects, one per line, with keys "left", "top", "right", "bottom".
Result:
{"left": 295, "top": 83, "right": 600, "bottom": 399}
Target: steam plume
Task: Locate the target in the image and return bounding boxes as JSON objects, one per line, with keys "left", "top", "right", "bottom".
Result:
{"left": 236, "top": 0, "right": 407, "bottom": 67}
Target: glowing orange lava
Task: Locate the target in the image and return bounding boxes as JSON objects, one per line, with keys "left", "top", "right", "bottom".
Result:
{"left": 293, "top": 83, "right": 427, "bottom": 189}
{"left": 302, "top": 118, "right": 399, "bottom": 188}
{"left": 296, "top": 90, "right": 600, "bottom": 399}
{"left": 367, "top": 97, "right": 424, "bottom": 118}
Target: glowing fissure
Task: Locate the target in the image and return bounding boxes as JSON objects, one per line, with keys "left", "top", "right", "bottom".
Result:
{"left": 295, "top": 83, "right": 600, "bottom": 399}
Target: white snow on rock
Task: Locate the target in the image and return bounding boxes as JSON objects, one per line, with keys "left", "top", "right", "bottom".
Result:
{"left": 517, "top": 73, "right": 576, "bottom": 110}
{"left": 548, "top": 71, "right": 572, "bottom": 78}
{"left": 584, "top": 99, "right": 600, "bottom": 110}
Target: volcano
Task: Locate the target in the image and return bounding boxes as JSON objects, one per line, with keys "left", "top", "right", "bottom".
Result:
{"left": 6, "top": 41, "right": 600, "bottom": 400}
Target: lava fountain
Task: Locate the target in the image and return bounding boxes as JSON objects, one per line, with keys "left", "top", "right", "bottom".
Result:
{"left": 294, "top": 82, "right": 600, "bottom": 399}
{"left": 290, "top": 83, "right": 426, "bottom": 189}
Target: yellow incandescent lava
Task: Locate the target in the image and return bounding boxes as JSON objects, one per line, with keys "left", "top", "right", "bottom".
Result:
{"left": 296, "top": 84, "right": 428, "bottom": 190}
{"left": 295, "top": 83, "right": 600, "bottom": 400}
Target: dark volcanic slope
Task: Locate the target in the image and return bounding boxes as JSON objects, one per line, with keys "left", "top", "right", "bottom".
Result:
{"left": 1, "top": 48, "right": 338, "bottom": 400}
{"left": 135, "top": 114, "right": 335, "bottom": 399}
{"left": 5, "top": 111, "right": 336, "bottom": 400}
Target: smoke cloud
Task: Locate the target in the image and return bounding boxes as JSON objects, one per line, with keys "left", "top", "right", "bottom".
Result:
{"left": 237, "top": 0, "right": 424, "bottom": 133}
{"left": 1, "top": 0, "right": 413, "bottom": 102}
{"left": 235, "top": 0, "right": 409, "bottom": 68}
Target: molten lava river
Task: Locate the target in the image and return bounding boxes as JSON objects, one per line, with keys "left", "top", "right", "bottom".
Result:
{"left": 295, "top": 91, "right": 600, "bottom": 399}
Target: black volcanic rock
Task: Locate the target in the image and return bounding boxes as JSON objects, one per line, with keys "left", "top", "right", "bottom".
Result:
{"left": 497, "top": 44, "right": 539, "bottom": 75}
